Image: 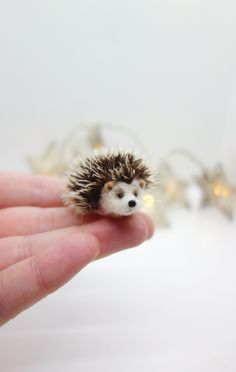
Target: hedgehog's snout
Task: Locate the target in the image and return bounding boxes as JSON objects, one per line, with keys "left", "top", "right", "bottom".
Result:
{"left": 128, "top": 200, "right": 136, "bottom": 208}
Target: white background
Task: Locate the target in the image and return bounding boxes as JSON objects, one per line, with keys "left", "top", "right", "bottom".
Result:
{"left": 0, "top": 1, "right": 236, "bottom": 371}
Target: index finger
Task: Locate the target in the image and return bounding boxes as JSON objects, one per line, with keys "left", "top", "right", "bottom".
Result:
{"left": 0, "top": 172, "right": 65, "bottom": 208}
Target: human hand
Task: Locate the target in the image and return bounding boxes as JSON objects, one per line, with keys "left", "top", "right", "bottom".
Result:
{"left": 0, "top": 172, "right": 154, "bottom": 326}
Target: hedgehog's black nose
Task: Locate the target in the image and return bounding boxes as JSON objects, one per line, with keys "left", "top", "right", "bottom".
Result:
{"left": 128, "top": 200, "right": 136, "bottom": 208}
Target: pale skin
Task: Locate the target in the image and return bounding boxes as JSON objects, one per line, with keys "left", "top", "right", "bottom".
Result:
{"left": 0, "top": 172, "right": 154, "bottom": 326}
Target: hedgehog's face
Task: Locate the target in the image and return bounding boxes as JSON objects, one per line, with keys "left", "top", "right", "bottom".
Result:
{"left": 99, "top": 179, "right": 146, "bottom": 216}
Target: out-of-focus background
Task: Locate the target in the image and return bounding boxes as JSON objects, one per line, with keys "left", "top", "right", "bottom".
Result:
{"left": 0, "top": 1, "right": 236, "bottom": 371}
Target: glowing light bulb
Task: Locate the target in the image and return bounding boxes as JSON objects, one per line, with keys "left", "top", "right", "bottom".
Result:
{"left": 144, "top": 193, "right": 155, "bottom": 208}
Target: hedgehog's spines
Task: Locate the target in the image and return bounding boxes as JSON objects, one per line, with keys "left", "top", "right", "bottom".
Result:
{"left": 64, "top": 149, "right": 153, "bottom": 215}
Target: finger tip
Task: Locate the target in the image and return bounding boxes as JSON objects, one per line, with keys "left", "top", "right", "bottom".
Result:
{"left": 138, "top": 212, "right": 155, "bottom": 240}
{"left": 64, "top": 231, "right": 101, "bottom": 263}
{"left": 120, "top": 213, "right": 150, "bottom": 247}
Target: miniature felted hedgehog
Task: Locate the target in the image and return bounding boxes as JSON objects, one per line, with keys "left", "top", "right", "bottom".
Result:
{"left": 63, "top": 149, "right": 153, "bottom": 216}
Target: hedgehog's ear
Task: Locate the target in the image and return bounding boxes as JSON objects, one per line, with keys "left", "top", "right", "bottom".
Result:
{"left": 138, "top": 179, "right": 146, "bottom": 189}
{"left": 103, "top": 181, "right": 115, "bottom": 192}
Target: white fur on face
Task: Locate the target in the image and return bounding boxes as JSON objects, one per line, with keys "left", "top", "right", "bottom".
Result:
{"left": 99, "top": 179, "right": 145, "bottom": 216}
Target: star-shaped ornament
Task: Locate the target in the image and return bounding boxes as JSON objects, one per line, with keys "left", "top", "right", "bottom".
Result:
{"left": 196, "top": 164, "right": 236, "bottom": 219}
{"left": 158, "top": 163, "right": 190, "bottom": 208}
{"left": 88, "top": 124, "right": 105, "bottom": 150}
{"left": 27, "top": 142, "right": 68, "bottom": 176}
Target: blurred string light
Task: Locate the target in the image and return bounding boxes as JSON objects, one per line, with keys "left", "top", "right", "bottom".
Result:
{"left": 149, "top": 149, "right": 236, "bottom": 225}
{"left": 27, "top": 124, "right": 236, "bottom": 226}
{"left": 27, "top": 124, "right": 105, "bottom": 176}
{"left": 27, "top": 142, "right": 67, "bottom": 176}
{"left": 27, "top": 123, "right": 145, "bottom": 175}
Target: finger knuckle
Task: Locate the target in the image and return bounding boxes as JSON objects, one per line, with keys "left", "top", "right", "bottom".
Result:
{"left": 16, "top": 236, "right": 33, "bottom": 262}
{"left": 30, "top": 257, "right": 48, "bottom": 294}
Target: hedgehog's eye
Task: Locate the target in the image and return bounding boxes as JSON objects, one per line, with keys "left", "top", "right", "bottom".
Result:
{"left": 133, "top": 190, "right": 138, "bottom": 197}
{"left": 116, "top": 191, "right": 124, "bottom": 199}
